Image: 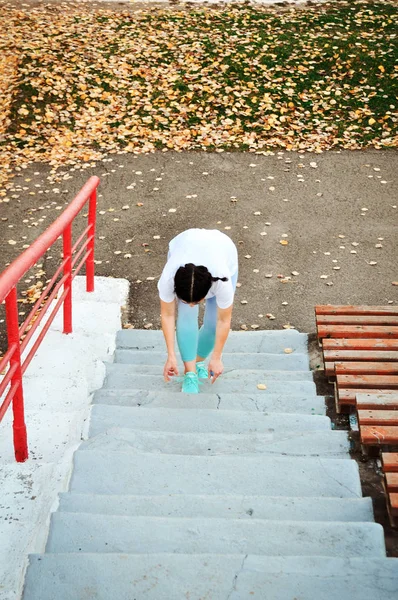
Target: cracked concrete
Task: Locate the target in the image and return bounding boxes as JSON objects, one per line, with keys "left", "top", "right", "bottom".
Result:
{"left": 226, "top": 554, "right": 248, "bottom": 600}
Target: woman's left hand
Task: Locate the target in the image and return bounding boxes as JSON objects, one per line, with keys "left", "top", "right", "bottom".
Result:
{"left": 208, "top": 356, "right": 224, "bottom": 384}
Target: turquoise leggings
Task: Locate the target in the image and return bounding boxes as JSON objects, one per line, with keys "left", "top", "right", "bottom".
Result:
{"left": 176, "top": 271, "right": 238, "bottom": 362}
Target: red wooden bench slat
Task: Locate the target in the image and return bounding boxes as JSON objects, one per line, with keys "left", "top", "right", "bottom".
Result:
{"left": 358, "top": 410, "right": 398, "bottom": 426}
{"left": 337, "top": 374, "right": 398, "bottom": 388}
{"left": 335, "top": 362, "right": 398, "bottom": 375}
{"left": 325, "top": 362, "right": 336, "bottom": 377}
{"left": 317, "top": 315, "right": 398, "bottom": 325}
{"left": 322, "top": 339, "right": 398, "bottom": 350}
{"left": 318, "top": 326, "right": 398, "bottom": 340}
{"left": 386, "top": 473, "right": 398, "bottom": 492}
{"left": 326, "top": 359, "right": 398, "bottom": 378}
{"left": 324, "top": 350, "right": 398, "bottom": 362}
{"left": 315, "top": 305, "right": 398, "bottom": 316}
{"left": 360, "top": 426, "right": 398, "bottom": 445}
{"left": 337, "top": 388, "right": 397, "bottom": 406}
{"left": 356, "top": 394, "right": 398, "bottom": 410}
{"left": 390, "top": 493, "right": 398, "bottom": 515}
{"left": 381, "top": 453, "right": 398, "bottom": 472}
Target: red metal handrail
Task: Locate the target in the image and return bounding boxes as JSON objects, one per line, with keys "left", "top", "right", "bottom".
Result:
{"left": 0, "top": 176, "right": 99, "bottom": 462}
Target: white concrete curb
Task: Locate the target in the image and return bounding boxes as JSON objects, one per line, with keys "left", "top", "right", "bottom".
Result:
{"left": 0, "top": 276, "right": 129, "bottom": 600}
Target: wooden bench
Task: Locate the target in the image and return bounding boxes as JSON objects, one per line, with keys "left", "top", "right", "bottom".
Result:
{"left": 357, "top": 393, "right": 398, "bottom": 453}
{"left": 323, "top": 339, "right": 398, "bottom": 378}
{"left": 315, "top": 305, "right": 398, "bottom": 413}
{"left": 381, "top": 452, "right": 398, "bottom": 528}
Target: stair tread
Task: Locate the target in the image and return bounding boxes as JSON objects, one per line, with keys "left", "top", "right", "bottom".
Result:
{"left": 80, "top": 427, "right": 349, "bottom": 457}
{"left": 88, "top": 405, "right": 331, "bottom": 437}
{"left": 70, "top": 452, "right": 362, "bottom": 498}
{"left": 107, "top": 364, "right": 314, "bottom": 380}
{"left": 23, "top": 554, "right": 398, "bottom": 600}
{"left": 102, "top": 374, "right": 316, "bottom": 394}
{"left": 46, "top": 513, "right": 386, "bottom": 556}
{"left": 115, "top": 350, "right": 310, "bottom": 372}
{"left": 116, "top": 329, "right": 309, "bottom": 354}
{"left": 58, "top": 492, "right": 375, "bottom": 521}
{"left": 93, "top": 389, "right": 326, "bottom": 414}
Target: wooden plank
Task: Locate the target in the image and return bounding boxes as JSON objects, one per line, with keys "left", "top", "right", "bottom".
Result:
{"left": 337, "top": 374, "right": 398, "bottom": 389}
{"left": 315, "top": 305, "right": 398, "bottom": 316}
{"left": 322, "top": 339, "right": 398, "bottom": 350}
{"left": 324, "top": 350, "right": 398, "bottom": 362}
{"left": 382, "top": 479, "right": 398, "bottom": 527}
{"left": 326, "top": 357, "right": 398, "bottom": 378}
{"left": 338, "top": 388, "right": 397, "bottom": 406}
{"left": 358, "top": 410, "right": 398, "bottom": 426}
{"left": 325, "top": 362, "right": 336, "bottom": 377}
{"left": 317, "top": 315, "right": 398, "bottom": 325}
{"left": 386, "top": 473, "right": 398, "bottom": 492}
{"left": 335, "top": 362, "right": 398, "bottom": 376}
{"left": 356, "top": 394, "right": 398, "bottom": 410}
{"left": 381, "top": 453, "right": 398, "bottom": 472}
{"left": 318, "top": 325, "right": 398, "bottom": 340}
{"left": 360, "top": 426, "right": 398, "bottom": 445}
{"left": 390, "top": 493, "right": 398, "bottom": 516}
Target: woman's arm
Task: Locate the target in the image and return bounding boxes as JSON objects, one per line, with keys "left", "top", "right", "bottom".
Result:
{"left": 208, "top": 305, "right": 233, "bottom": 383}
{"left": 160, "top": 299, "right": 179, "bottom": 381}
{"left": 160, "top": 299, "right": 176, "bottom": 354}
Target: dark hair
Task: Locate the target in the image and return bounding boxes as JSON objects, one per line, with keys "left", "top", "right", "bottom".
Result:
{"left": 174, "top": 263, "right": 228, "bottom": 304}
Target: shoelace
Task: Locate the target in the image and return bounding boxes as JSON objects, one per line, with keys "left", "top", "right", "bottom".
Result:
{"left": 175, "top": 374, "right": 204, "bottom": 392}
{"left": 196, "top": 361, "right": 208, "bottom": 377}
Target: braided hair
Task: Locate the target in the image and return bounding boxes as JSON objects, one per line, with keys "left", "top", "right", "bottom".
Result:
{"left": 174, "top": 263, "right": 228, "bottom": 304}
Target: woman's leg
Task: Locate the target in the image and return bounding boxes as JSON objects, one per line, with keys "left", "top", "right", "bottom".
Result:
{"left": 197, "top": 271, "right": 238, "bottom": 360}
{"left": 176, "top": 299, "right": 199, "bottom": 374}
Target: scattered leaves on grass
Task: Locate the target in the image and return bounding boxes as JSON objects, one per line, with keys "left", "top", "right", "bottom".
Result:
{"left": 0, "top": 0, "right": 396, "bottom": 187}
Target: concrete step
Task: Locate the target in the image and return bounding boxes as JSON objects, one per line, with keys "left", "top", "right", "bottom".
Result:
{"left": 58, "top": 493, "right": 375, "bottom": 522}
{"left": 88, "top": 405, "right": 331, "bottom": 437}
{"left": 115, "top": 349, "right": 310, "bottom": 370}
{"left": 117, "top": 328, "right": 308, "bottom": 354}
{"left": 106, "top": 363, "right": 314, "bottom": 381}
{"left": 23, "top": 554, "right": 398, "bottom": 600}
{"left": 45, "top": 513, "right": 386, "bottom": 556}
{"left": 70, "top": 452, "right": 362, "bottom": 498}
{"left": 93, "top": 389, "right": 326, "bottom": 415}
{"left": 102, "top": 373, "right": 316, "bottom": 395}
{"left": 80, "top": 427, "right": 350, "bottom": 457}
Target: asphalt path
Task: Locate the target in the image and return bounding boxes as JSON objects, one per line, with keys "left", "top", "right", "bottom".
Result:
{"left": 1, "top": 148, "right": 397, "bottom": 338}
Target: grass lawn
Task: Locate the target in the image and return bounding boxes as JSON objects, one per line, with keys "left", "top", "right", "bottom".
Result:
{"left": 0, "top": 0, "right": 397, "bottom": 187}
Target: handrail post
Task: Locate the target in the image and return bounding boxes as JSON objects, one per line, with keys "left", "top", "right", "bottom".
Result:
{"left": 86, "top": 188, "right": 97, "bottom": 293}
{"left": 63, "top": 224, "right": 73, "bottom": 334}
{"left": 5, "top": 287, "right": 28, "bottom": 462}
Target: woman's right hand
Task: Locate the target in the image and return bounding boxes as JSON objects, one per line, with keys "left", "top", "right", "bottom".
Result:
{"left": 163, "top": 355, "right": 179, "bottom": 382}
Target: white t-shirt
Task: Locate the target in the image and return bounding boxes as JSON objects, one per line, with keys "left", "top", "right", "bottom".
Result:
{"left": 158, "top": 229, "right": 239, "bottom": 309}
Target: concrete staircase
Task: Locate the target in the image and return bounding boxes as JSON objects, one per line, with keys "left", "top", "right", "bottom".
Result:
{"left": 22, "top": 329, "right": 398, "bottom": 599}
